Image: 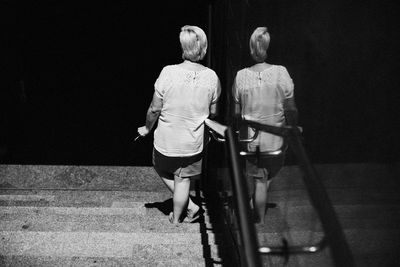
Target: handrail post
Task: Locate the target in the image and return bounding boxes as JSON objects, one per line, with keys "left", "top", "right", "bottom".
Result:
{"left": 225, "top": 127, "right": 262, "bottom": 267}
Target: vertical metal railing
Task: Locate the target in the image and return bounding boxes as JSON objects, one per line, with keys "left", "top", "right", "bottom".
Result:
{"left": 225, "top": 126, "right": 262, "bottom": 267}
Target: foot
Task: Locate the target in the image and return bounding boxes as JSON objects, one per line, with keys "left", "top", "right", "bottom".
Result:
{"left": 253, "top": 211, "right": 261, "bottom": 224}
{"left": 256, "top": 219, "right": 265, "bottom": 225}
{"left": 169, "top": 212, "right": 180, "bottom": 224}
{"left": 184, "top": 204, "right": 202, "bottom": 223}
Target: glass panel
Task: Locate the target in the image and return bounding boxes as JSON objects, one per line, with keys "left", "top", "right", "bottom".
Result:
{"left": 204, "top": 122, "right": 337, "bottom": 266}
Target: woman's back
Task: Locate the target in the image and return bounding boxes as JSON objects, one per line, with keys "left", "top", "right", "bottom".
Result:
{"left": 233, "top": 64, "right": 294, "bottom": 152}
{"left": 159, "top": 64, "right": 218, "bottom": 117}
{"left": 154, "top": 63, "right": 219, "bottom": 157}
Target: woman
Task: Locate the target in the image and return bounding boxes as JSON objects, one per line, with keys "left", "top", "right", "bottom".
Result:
{"left": 138, "top": 25, "right": 221, "bottom": 223}
{"left": 232, "top": 27, "right": 298, "bottom": 224}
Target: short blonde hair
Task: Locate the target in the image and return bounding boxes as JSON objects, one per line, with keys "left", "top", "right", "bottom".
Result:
{"left": 249, "top": 27, "right": 270, "bottom": 62}
{"left": 180, "top": 25, "right": 207, "bottom": 62}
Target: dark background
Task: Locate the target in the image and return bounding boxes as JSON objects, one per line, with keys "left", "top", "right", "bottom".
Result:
{"left": 1, "top": 0, "right": 399, "bottom": 166}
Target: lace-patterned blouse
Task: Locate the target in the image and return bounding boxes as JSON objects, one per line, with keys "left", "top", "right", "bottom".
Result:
{"left": 233, "top": 65, "right": 294, "bottom": 152}
{"left": 153, "top": 64, "right": 220, "bottom": 157}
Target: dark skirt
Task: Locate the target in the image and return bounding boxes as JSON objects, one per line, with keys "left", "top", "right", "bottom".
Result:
{"left": 152, "top": 148, "right": 203, "bottom": 179}
{"left": 245, "top": 151, "right": 285, "bottom": 180}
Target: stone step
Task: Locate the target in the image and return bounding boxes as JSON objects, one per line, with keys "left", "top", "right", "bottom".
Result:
{"left": 260, "top": 246, "right": 333, "bottom": 267}
{"left": 1, "top": 163, "right": 398, "bottom": 266}
{"left": 2, "top": 190, "right": 398, "bottom": 242}
{"left": 351, "top": 252, "right": 399, "bottom": 267}
{"left": 0, "top": 206, "right": 216, "bottom": 234}
{"left": 260, "top": 248, "right": 397, "bottom": 267}
{"left": 0, "top": 190, "right": 215, "bottom": 226}
{"left": 0, "top": 190, "right": 207, "bottom": 207}
{"left": 0, "top": 190, "right": 224, "bottom": 266}
{"left": 2, "top": 194, "right": 397, "bottom": 243}
{"left": 215, "top": 162, "right": 400, "bottom": 191}
{"left": 256, "top": 203, "right": 400, "bottom": 233}
{"left": 267, "top": 188, "right": 400, "bottom": 206}
{"left": 1, "top": 188, "right": 398, "bottom": 215}
{"left": 256, "top": 229, "right": 400, "bottom": 264}
{"left": 275, "top": 162, "right": 399, "bottom": 190}
{"left": 0, "top": 255, "right": 219, "bottom": 267}
{"left": 4, "top": 225, "right": 391, "bottom": 265}
{"left": 0, "top": 165, "right": 161, "bottom": 191}
{"left": 1, "top": 162, "right": 399, "bottom": 191}
{"left": 0, "top": 231, "right": 222, "bottom": 265}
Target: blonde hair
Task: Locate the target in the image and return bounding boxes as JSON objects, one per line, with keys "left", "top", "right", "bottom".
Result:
{"left": 179, "top": 25, "right": 207, "bottom": 62}
{"left": 249, "top": 27, "right": 270, "bottom": 62}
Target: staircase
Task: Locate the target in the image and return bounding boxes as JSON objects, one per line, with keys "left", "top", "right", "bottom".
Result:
{"left": 1, "top": 162, "right": 399, "bottom": 266}
{"left": 0, "top": 165, "right": 223, "bottom": 266}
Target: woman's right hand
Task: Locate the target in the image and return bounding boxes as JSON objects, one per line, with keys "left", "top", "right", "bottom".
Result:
{"left": 137, "top": 126, "right": 150, "bottom": 137}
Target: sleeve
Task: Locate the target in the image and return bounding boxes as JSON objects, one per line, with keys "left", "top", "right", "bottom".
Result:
{"left": 211, "top": 74, "right": 221, "bottom": 104}
{"left": 154, "top": 67, "right": 170, "bottom": 99}
{"left": 278, "top": 66, "right": 294, "bottom": 99}
{"left": 232, "top": 73, "right": 240, "bottom": 103}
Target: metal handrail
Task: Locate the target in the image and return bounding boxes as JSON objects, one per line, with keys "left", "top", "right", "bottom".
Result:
{"left": 259, "top": 236, "right": 328, "bottom": 255}
{"left": 205, "top": 119, "right": 354, "bottom": 266}
{"left": 241, "top": 120, "right": 355, "bottom": 267}
{"left": 205, "top": 119, "right": 259, "bottom": 143}
{"left": 237, "top": 128, "right": 259, "bottom": 143}
{"left": 239, "top": 150, "right": 283, "bottom": 157}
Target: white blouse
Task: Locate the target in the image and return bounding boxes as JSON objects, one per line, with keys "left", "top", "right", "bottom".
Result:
{"left": 153, "top": 64, "right": 220, "bottom": 157}
{"left": 233, "top": 65, "right": 294, "bottom": 152}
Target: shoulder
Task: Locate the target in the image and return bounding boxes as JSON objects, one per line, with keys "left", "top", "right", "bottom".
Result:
{"left": 202, "top": 68, "right": 219, "bottom": 84}
{"left": 274, "top": 65, "right": 290, "bottom": 74}
{"left": 160, "top": 65, "right": 177, "bottom": 73}
{"left": 236, "top": 68, "right": 247, "bottom": 75}
{"left": 157, "top": 65, "right": 180, "bottom": 80}
{"left": 234, "top": 68, "right": 250, "bottom": 81}
{"left": 204, "top": 67, "right": 218, "bottom": 77}
{"left": 234, "top": 68, "right": 248, "bottom": 81}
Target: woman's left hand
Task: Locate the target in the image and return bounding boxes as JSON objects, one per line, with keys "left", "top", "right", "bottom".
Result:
{"left": 137, "top": 126, "right": 150, "bottom": 137}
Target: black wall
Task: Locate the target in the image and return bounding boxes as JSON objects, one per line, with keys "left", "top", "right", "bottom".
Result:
{"left": 1, "top": 1, "right": 208, "bottom": 166}
{"left": 211, "top": 0, "right": 400, "bottom": 164}
{"left": 1, "top": 1, "right": 399, "bottom": 166}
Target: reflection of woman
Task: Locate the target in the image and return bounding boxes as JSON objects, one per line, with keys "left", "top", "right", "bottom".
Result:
{"left": 232, "top": 27, "right": 298, "bottom": 224}
{"left": 138, "top": 25, "right": 221, "bottom": 223}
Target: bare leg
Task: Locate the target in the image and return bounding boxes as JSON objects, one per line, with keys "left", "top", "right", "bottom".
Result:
{"left": 254, "top": 178, "right": 271, "bottom": 224}
{"left": 160, "top": 176, "right": 175, "bottom": 193}
{"left": 160, "top": 176, "right": 197, "bottom": 211}
{"left": 171, "top": 175, "right": 191, "bottom": 223}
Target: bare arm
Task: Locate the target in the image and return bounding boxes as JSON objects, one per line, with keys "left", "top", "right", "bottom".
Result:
{"left": 233, "top": 102, "right": 241, "bottom": 118}
{"left": 209, "top": 78, "right": 222, "bottom": 119}
{"left": 232, "top": 77, "right": 242, "bottom": 120}
{"left": 284, "top": 96, "right": 298, "bottom": 126}
{"left": 137, "top": 93, "right": 163, "bottom": 136}
{"left": 209, "top": 102, "right": 218, "bottom": 119}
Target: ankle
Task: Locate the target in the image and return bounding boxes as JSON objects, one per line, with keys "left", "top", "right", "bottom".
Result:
{"left": 169, "top": 212, "right": 181, "bottom": 224}
{"left": 188, "top": 202, "right": 198, "bottom": 211}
